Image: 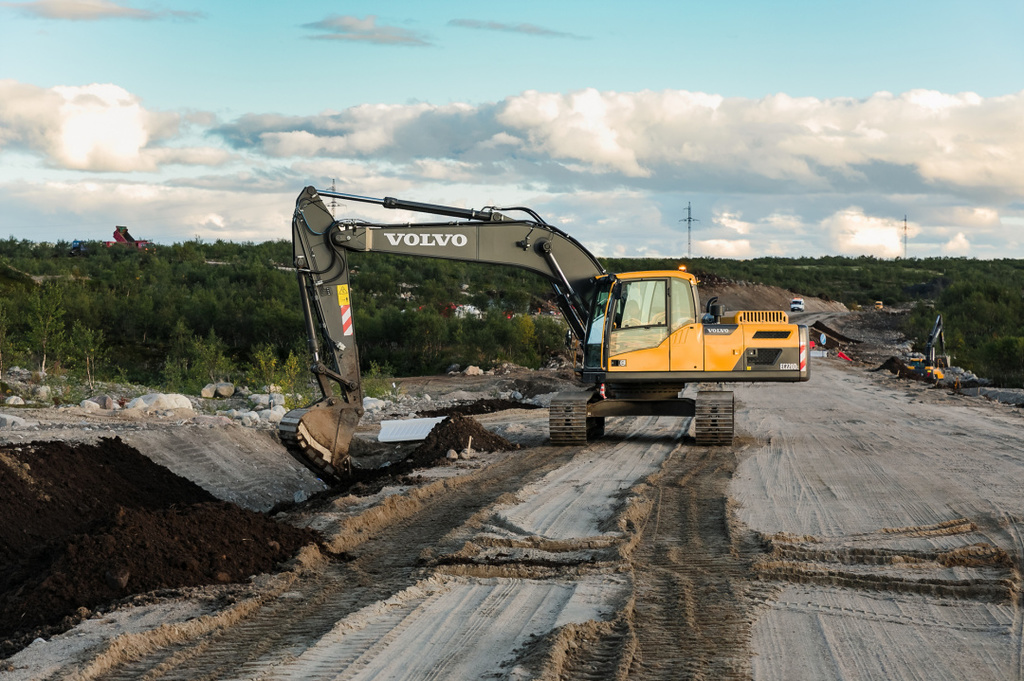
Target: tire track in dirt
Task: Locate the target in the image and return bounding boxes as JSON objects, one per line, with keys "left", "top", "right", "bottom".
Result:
{"left": 91, "top": 443, "right": 579, "bottom": 681}
{"left": 553, "top": 435, "right": 776, "bottom": 681}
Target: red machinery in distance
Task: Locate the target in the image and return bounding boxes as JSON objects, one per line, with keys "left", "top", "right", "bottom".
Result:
{"left": 104, "top": 225, "right": 152, "bottom": 250}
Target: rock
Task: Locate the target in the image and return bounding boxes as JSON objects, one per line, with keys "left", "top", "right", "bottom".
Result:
{"left": 463, "top": 365, "right": 483, "bottom": 376}
{"left": 31, "top": 385, "right": 51, "bottom": 400}
{"left": 86, "top": 395, "right": 116, "bottom": 410}
{"left": 249, "top": 394, "right": 271, "bottom": 409}
{"left": 79, "top": 399, "right": 101, "bottom": 411}
{"left": 6, "top": 366, "right": 31, "bottom": 382}
{"left": 126, "top": 393, "right": 194, "bottom": 412}
{"left": 104, "top": 569, "right": 130, "bottom": 591}
{"left": 214, "top": 382, "right": 235, "bottom": 398}
{"left": 201, "top": 384, "right": 217, "bottom": 399}
{"left": 446, "top": 449, "right": 459, "bottom": 460}
{"left": 446, "top": 364, "right": 461, "bottom": 374}
{"left": 269, "top": 392, "right": 286, "bottom": 407}
{"left": 192, "top": 415, "right": 233, "bottom": 426}
{"left": 4, "top": 396, "right": 24, "bottom": 406}
{"left": 363, "top": 397, "right": 386, "bottom": 412}
{"left": 0, "top": 414, "right": 29, "bottom": 429}
{"left": 239, "top": 411, "right": 261, "bottom": 427}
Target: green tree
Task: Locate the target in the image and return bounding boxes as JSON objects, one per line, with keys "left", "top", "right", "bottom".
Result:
{"left": 248, "top": 343, "right": 279, "bottom": 390}
{"left": 70, "top": 321, "right": 107, "bottom": 390}
{"left": 0, "top": 299, "right": 11, "bottom": 379}
{"left": 27, "top": 283, "right": 67, "bottom": 375}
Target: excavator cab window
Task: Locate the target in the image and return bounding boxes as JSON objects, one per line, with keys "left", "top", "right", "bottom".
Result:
{"left": 609, "top": 279, "right": 668, "bottom": 356}
{"left": 670, "top": 277, "right": 696, "bottom": 332}
{"left": 583, "top": 280, "right": 613, "bottom": 369}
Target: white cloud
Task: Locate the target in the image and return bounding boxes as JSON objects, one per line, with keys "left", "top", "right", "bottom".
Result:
{"left": 302, "top": 15, "right": 430, "bottom": 46}
{"left": 715, "top": 211, "right": 753, "bottom": 235}
{"left": 942, "top": 231, "right": 970, "bottom": 254}
{"left": 0, "top": 80, "right": 231, "bottom": 171}
{"left": 696, "top": 239, "right": 753, "bottom": 258}
{"left": 2, "top": 0, "right": 200, "bottom": 20}
{"left": 822, "top": 208, "right": 909, "bottom": 258}
{"left": 1, "top": 79, "right": 1022, "bottom": 258}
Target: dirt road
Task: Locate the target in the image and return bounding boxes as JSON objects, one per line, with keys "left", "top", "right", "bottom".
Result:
{"left": 6, "top": 356, "right": 1024, "bottom": 680}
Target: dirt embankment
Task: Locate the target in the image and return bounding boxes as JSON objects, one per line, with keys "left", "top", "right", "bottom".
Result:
{"left": 0, "top": 438, "right": 321, "bottom": 657}
{"left": 700, "top": 282, "right": 847, "bottom": 314}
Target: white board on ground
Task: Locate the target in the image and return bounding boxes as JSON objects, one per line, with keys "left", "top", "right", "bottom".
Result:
{"left": 377, "top": 417, "right": 445, "bottom": 442}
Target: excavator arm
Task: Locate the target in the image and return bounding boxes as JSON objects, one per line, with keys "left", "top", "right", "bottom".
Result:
{"left": 279, "top": 186, "right": 606, "bottom": 481}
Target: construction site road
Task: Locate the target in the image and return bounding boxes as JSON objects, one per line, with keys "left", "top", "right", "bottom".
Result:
{"left": 7, "top": 355, "right": 1024, "bottom": 681}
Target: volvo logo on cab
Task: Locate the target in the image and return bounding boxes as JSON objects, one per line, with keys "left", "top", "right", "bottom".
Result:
{"left": 385, "top": 233, "right": 468, "bottom": 247}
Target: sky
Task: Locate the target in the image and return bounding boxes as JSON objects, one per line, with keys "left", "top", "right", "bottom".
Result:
{"left": 0, "top": 0, "right": 1022, "bottom": 260}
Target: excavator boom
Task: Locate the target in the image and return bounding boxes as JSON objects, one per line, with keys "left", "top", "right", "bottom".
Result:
{"left": 280, "top": 186, "right": 607, "bottom": 480}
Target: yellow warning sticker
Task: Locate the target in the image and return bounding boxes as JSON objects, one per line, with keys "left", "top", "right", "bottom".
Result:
{"left": 338, "top": 284, "right": 350, "bottom": 306}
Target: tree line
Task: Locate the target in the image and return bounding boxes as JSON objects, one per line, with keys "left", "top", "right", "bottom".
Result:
{"left": 2, "top": 238, "right": 1023, "bottom": 392}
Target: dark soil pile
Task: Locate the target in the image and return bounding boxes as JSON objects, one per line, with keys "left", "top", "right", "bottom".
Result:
{"left": 408, "top": 414, "right": 518, "bottom": 466}
{"left": 416, "top": 398, "right": 540, "bottom": 418}
{"left": 0, "top": 438, "right": 321, "bottom": 658}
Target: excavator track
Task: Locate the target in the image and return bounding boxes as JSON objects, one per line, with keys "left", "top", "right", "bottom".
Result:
{"left": 694, "top": 390, "right": 735, "bottom": 446}
{"left": 548, "top": 392, "right": 593, "bottom": 445}
{"left": 278, "top": 408, "right": 346, "bottom": 484}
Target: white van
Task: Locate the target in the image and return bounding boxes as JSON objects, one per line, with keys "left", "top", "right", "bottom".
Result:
{"left": 790, "top": 297, "right": 805, "bottom": 312}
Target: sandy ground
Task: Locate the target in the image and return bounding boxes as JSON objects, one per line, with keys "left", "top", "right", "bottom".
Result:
{"left": 733, "top": 361, "right": 1024, "bottom": 680}
{"left": 6, "top": 306, "right": 1024, "bottom": 680}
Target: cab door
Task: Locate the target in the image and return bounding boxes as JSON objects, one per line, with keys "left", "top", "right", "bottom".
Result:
{"left": 669, "top": 277, "right": 703, "bottom": 371}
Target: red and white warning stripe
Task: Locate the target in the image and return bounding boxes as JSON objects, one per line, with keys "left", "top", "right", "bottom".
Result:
{"left": 340, "top": 304, "right": 353, "bottom": 336}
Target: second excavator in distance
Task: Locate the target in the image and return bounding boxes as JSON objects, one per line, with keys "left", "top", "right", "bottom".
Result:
{"left": 279, "top": 186, "right": 810, "bottom": 484}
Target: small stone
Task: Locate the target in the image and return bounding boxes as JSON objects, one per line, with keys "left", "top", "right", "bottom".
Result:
{"left": 446, "top": 449, "right": 459, "bottom": 460}
{"left": 201, "top": 383, "right": 217, "bottom": 399}
{"left": 463, "top": 365, "right": 483, "bottom": 376}
{"left": 104, "top": 569, "right": 130, "bottom": 590}
{"left": 214, "top": 382, "right": 235, "bottom": 398}
{"left": 4, "top": 396, "right": 25, "bottom": 406}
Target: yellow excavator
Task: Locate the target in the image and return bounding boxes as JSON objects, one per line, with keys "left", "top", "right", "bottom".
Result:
{"left": 279, "top": 186, "right": 810, "bottom": 483}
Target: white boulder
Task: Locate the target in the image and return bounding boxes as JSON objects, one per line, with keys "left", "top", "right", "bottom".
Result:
{"left": 127, "top": 393, "right": 193, "bottom": 412}
{"left": 363, "top": 397, "right": 386, "bottom": 412}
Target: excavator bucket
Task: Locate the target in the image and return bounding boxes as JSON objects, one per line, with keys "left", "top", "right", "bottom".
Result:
{"left": 278, "top": 401, "right": 362, "bottom": 482}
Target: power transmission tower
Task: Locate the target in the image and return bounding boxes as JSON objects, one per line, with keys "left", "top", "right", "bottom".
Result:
{"left": 903, "top": 215, "right": 908, "bottom": 259}
{"left": 328, "top": 179, "right": 339, "bottom": 217}
{"left": 679, "top": 202, "right": 699, "bottom": 259}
